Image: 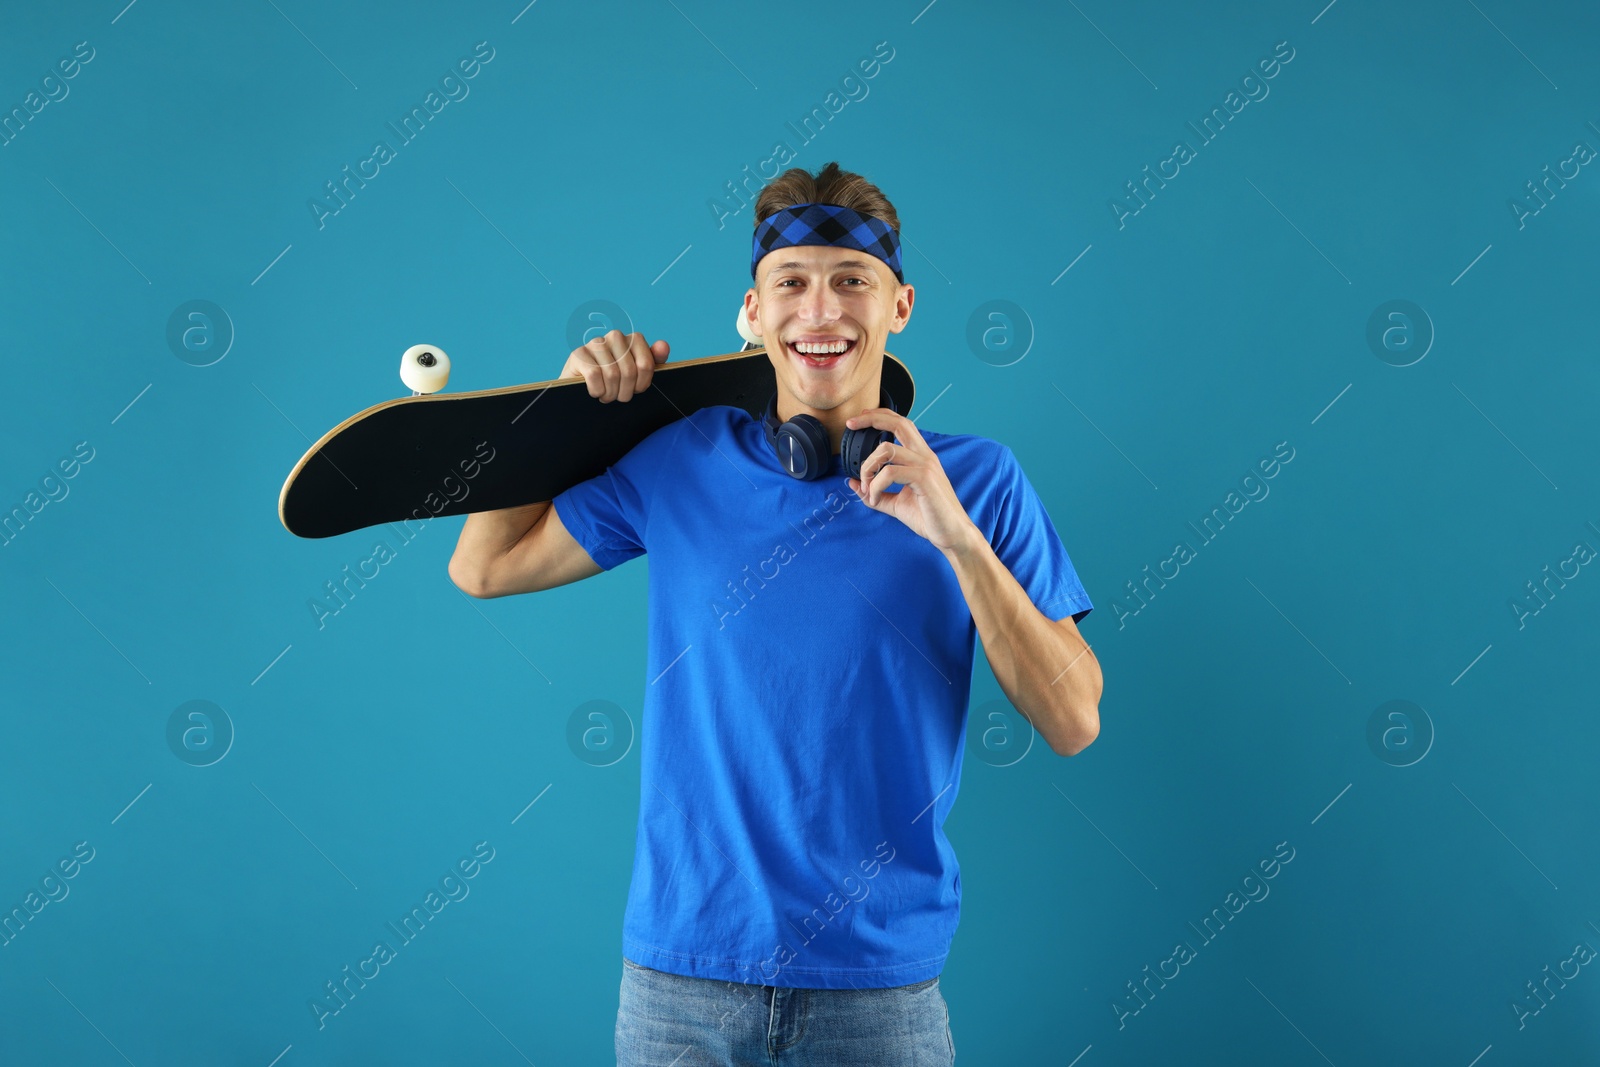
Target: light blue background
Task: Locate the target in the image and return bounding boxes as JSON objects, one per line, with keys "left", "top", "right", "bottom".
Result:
{"left": 2, "top": 0, "right": 1597, "bottom": 1063}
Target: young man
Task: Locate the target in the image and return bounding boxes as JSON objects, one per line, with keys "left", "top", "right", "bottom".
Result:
{"left": 449, "top": 163, "right": 1101, "bottom": 1065}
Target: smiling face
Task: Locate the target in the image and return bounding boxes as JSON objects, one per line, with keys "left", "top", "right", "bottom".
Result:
{"left": 743, "top": 244, "right": 914, "bottom": 446}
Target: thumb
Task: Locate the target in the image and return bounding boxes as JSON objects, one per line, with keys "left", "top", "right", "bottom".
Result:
{"left": 652, "top": 339, "right": 670, "bottom": 362}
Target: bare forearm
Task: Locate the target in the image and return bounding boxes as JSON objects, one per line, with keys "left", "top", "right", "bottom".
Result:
{"left": 942, "top": 524, "right": 1102, "bottom": 755}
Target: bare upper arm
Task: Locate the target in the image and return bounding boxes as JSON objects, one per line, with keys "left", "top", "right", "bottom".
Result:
{"left": 486, "top": 502, "right": 604, "bottom": 596}
{"left": 520, "top": 501, "right": 605, "bottom": 592}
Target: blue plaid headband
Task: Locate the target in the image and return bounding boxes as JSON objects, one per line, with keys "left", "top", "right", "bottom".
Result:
{"left": 751, "top": 202, "right": 904, "bottom": 284}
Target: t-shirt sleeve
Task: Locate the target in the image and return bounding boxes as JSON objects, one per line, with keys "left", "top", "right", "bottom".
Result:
{"left": 990, "top": 445, "right": 1093, "bottom": 624}
{"left": 550, "top": 420, "right": 673, "bottom": 572}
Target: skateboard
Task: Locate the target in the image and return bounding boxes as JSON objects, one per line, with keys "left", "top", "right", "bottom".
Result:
{"left": 277, "top": 337, "right": 916, "bottom": 539}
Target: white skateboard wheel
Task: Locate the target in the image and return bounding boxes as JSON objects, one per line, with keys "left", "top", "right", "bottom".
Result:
{"left": 400, "top": 344, "right": 450, "bottom": 394}
{"left": 735, "top": 305, "right": 761, "bottom": 347}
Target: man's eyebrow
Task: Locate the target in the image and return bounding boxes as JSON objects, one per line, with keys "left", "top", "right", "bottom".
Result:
{"left": 768, "top": 259, "right": 878, "bottom": 272}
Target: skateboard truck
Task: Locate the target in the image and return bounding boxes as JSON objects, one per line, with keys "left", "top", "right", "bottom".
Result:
{"left": 400, "top": 343, "right": 451, "bottom": 395}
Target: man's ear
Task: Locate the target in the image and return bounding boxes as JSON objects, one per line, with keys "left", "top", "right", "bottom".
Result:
{"left": 887, "top": 284, "right": 914, "bottom": 334}
{"left": 737, "top": 291, "right": 764, "bottom": 348}
{"left": 744, "top": 290, "right": 762, "bottom": 337}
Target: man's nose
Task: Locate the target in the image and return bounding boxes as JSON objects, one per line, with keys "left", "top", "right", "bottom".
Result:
{"left": 797, "top": 283, "right": 842, "bottom": 324}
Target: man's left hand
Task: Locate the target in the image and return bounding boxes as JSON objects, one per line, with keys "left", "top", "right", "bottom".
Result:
{"left": 845, "top": 408, "right": 979, "bottom": 555}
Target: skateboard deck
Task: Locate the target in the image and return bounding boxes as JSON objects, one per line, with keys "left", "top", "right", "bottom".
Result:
{"left": 278, "top": 347, "right": 915, "bottom": 539}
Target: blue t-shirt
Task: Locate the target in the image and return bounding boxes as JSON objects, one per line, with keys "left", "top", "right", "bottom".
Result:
{"left": 552, "top": 404, "right": 1092, "bottom": 989}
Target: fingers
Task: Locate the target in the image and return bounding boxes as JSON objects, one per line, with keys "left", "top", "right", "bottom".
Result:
{"left": 849, "top": 408, "right": 926, "bottom": 451}
{"left": 895, "top": 415, "right": 928, "bottom": 450}
{"left": 616, "top": 332, "right": 648, "bottom": 403}
{"left": 591, "top": 330, "right": 628, "bottom": 402}
{"left": 860, "top": 442, "right": 918, "bottom": 505}
{"left": 564, "top": 330, "right": 670, "bottom": 402}
{"left": 618, "top": 334, "right": 670, "bottom": 402}
{"left": 881, "top": 409, "right": 927, "bottom": 449}
{"left": 864, "top": 463, "right": 903, "bottom": 507}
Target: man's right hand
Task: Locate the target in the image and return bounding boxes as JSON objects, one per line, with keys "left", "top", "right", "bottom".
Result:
{"left": 560, "top": 329, "right": 670, "bottom": 403}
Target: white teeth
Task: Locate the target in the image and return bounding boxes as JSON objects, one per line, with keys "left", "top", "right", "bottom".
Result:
{"left": 793, "top": 340, "right": 850, "bottom": 354}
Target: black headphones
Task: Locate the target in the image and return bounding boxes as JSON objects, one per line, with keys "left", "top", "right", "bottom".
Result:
{"left": 761, "top": 387, "right": 899, "bottom": 481}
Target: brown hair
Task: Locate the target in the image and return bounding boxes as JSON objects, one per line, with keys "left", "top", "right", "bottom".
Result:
{"left": 753, "top": 161, "right": 901, "bottom": 235}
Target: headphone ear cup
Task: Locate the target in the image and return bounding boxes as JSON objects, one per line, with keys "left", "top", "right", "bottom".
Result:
{"left": 775, "top": 413, "right": 830, "bottom": 480}
{"left": 842, "top": 425, "right": 891, "bottom": 481}
{"left": 844, "top": 389, "right": 900, "bottom": 480}
{"left": 844, "top": 425, "right": 896, "bottom": 479}
{"left": 840, "top": 425, "right": 859, "bottom": 480}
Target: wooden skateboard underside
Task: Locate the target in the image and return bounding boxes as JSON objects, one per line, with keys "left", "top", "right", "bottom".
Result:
{"left": 278, "top": 348, "right": 915, "bottom": 539}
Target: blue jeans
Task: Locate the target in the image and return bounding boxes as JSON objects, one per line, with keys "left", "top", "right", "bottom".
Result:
{"left": 615, "top": 958, "right": 956, "bottom": 1065}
